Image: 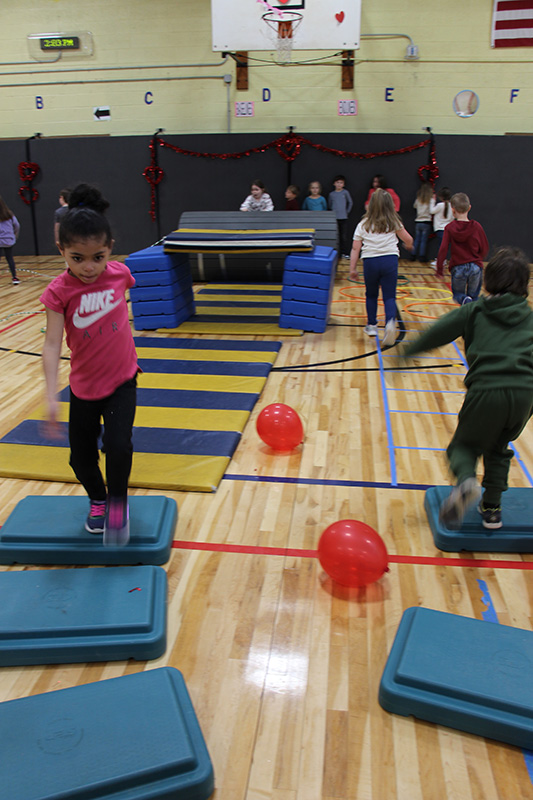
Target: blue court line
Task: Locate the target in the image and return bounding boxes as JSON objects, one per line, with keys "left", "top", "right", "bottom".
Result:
{"left": 452, "top": 342, "right": 533, "bottom": 488}
{"left": 223, "top": 474, "right": 431, "bottom": 490}
{"left": 389, "top": 388, "right": 465, "bottom": 395}
{"left": 477, "top": 579, "right": 533, "bottom": 783}
{"left": 390, "top": 410, "right": 457, "bottom": 416}
{"left": 376, "top": 339, "right": 397, "bottom": 486}
{"left": 383, "top": 355, "right": 463, "bottom": 361}
{"left": 384, "top": 371, "right": 466, "bottom": 377}
{"left": 395, "top": 446, "right": 446, "bottom": 451}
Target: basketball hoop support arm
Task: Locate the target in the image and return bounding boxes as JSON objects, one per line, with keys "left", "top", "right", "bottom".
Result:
{"left": 223, "top": 51, "right": 248, "bottom": 90}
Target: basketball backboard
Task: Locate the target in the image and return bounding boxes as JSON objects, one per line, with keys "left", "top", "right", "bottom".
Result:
{"left": 211, "top": 0, "right": 361, "bottom": 52}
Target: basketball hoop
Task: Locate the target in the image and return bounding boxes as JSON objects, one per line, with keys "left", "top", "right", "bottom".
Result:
{"left": 262, "top": 11, "right": 303, "bottom": 63}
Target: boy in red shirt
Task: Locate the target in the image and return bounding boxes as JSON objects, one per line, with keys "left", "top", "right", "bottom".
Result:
{"left": 436, "top": 192, "right": 489, "bottom": 305}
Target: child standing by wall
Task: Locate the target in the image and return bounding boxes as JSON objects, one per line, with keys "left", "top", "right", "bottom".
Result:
{"left": 328, "top": 175, "right": 353, "bottom": 259}
{"left": 411, "top": 182, "right": 433, "bottom": 263}
{"left": 429, "top": 186, "right": 453, "bottom": 266}
{"left": 302, "top": 181, "right": 328, "bottom": 211}
{"left": 240, "top": 180, "right": 274, "bottom": 211}
{"left": 41, "top": 184, "right": 138, "bottom": 546}
{"left": 365, "top": 174, "right": 401, "bottom": 212}
{"left": 350, "top": 188, "right": 413, "bottom": 346}
{"left": 405, "top": 247, "right": 533, "bottom": 530}
{"left": 437, "top": 192, "right": 489, "bottom": 304}
{"left": 285, "top": 185, "right": 300, "bottom": 210}
{"left": 0, "top": 196, "right": 20, "bottom": 285}
{"left": 53, "top": 188, "right": 71, "bottom": 246}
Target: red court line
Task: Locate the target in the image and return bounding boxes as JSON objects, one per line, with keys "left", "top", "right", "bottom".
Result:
{"left": 171, "top": 540, "right": 533, "bottom": 571}
{"left": 0, "top": 313, "right": 41, "bottom": 335}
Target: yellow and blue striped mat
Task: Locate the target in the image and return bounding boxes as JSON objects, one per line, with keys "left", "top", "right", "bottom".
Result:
{"left": 0, "top": 338, "right": 282, "bottom": 492}
{"left": 164, "top": 284, "right": 303, "bottom": 336}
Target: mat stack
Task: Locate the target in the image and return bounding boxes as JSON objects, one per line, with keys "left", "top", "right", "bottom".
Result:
{"left": 126, "top": 245, "right": 195, "bottom": 330}
{"left": 280, "top": 245, "right": 338, "bottom": 332}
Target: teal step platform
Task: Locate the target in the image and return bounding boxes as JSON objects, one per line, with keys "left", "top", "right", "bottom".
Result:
{"left": 0, "top": 565, "right": 167, "bottom": 666}
{"left": 0, "top": 495, "right": 177, "bottom": 565}
{"left": 425, "top": 486, "right": 533, "bottom": 552}
{"left": 379, "top": 606, "right": 533, "bottom": 750}
{"left": 0, "top": 667, "right": 214, "bottom": 800}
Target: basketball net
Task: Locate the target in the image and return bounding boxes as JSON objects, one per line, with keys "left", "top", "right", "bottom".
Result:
{"left": 262, "top": 12, "right": 302, "bottom": 63}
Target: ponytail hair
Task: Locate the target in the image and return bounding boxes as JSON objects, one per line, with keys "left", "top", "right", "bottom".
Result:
{"left": 59, "top": 183, "right": 112, "bottom": 247}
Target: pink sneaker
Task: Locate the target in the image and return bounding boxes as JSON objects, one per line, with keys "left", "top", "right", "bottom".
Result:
{"left": 104, "top": 496, "right": 130, "bottom": 546}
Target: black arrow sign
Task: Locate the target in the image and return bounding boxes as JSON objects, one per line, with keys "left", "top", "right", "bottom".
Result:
{"left": 93, "top": 107, "right": 110, "bottom": 120}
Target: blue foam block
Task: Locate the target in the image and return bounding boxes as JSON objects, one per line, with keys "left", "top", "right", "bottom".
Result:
{"left": 0, "top": 495, "right": 177, "bottom": 565}
{"left": 284, "top": 245, "right": 338, "bottom": 275}
{"left": 133, "top": 303, "right": 195, "bottom": 330}
{"left": 280, "top": 298, "right": 329, "bottom": 319}
{"left": 130, "top": 275, "right": 193, "bottom": 302}
{"left": 0, "top": 667, "right": 214, "bottom": 800}
{"left": 425, "top": 486, "right": 533, "bottom": 552}
{"left": 282, "top": 284, "right": 330, "bottom": 304}
{"left": 130, "top": 269, "right": 182, "bottom": 287}
{"left": 131, "top": 291, "right": 194, "bottom": 316}
{"left": 283, "top": 269, "right": 332, "bottom": 290}
{"left": 0, "top": 565, "right": 166, "bottom": 665}
{"left": 379, "top": 606, "right": 533, "bottom": 749}
{"left": 279, "top": 313, "right": 328, "bottom": 333}
{"left": 126, "top": 245, "right": 190, "bottom": 271}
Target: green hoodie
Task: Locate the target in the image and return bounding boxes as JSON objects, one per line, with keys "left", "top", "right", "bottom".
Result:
{"left": 404, "top": 294, "right": 533, "bottom": 391}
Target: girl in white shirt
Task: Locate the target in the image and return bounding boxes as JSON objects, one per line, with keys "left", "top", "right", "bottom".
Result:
{"left": 349, "top": 189, "right": 413, "bottom": 346}
{"left": 240, "top": 180, "right": 274, "bottom": 212}
{"left": 429, "top": 187, "right": 453, "bottom": 265}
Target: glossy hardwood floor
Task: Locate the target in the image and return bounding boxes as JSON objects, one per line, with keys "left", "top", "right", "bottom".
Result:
{"left": 1, "top": 255, "right": 533, "bottom": 800}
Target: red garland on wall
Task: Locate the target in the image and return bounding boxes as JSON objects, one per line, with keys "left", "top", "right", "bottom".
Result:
{"left": 142, "top": 132, "right": 436, "bottom": 221}
{"left": 18, "top": 161, "right": 40, "bottom": 206}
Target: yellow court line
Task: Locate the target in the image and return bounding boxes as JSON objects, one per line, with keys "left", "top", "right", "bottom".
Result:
{"left": 135, "top": 347, "right": 279, "bottom": 364}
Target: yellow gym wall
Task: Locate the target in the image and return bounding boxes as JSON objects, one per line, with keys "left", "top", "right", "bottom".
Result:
{"left": 0, "top": 0, "right": 531, "bottom": 138}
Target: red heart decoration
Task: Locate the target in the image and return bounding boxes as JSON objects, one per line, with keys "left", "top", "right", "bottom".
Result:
{"left": 335, "top": 11, "right": 345, "bottom": 22}
{"left": 142, "top": 165, "right": 164, "bottom": 186}
{"left": 278, "top": 0, "right": 290, "bottom": 4}
{"left": 18, "top": 185, "right": 39, "bottom": 205}
{"left": 275, "top": 137, "right": 301, "bottom": 162}
{"left": 18, "top": 161, "right": 40, "bottom": 182}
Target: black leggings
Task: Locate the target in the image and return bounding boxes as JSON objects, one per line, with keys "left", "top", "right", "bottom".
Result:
{"left": 1, "top": 247, "right": 16, "bottom": 278}
{"left": 69, "top": 376, "right": 137, "bottom": 500}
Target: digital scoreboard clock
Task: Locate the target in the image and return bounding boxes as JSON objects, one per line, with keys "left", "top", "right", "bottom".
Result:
{"left": 40, "top": 36, "right": 80, "bottom": 51}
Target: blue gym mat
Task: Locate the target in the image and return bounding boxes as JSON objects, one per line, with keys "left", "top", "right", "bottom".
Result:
{"left": 0, "top": 565, "right": 167, "bottom": 665}
{"left": 0, "top": 337, "right": 282, "bottom": 492}
{"left": 0, "top": 495, "right": 177, "bottom": 565}
{"left": 0, "top": 667, "right": 214, "bottom": 800}
{"left": 425, "top": 486, "right": 533, "bottom": 552}
{"left": 379, "top": 606, "right": 533, "bottom": 749}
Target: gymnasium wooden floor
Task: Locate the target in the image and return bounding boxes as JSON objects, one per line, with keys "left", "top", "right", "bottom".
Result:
{"left": 1, "top": 255, "right": 533, "bottom": 800}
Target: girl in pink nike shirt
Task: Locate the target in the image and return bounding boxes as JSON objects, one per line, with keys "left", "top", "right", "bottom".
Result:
{"left": 41, "top": 184, "right": 138, "bottom": 546}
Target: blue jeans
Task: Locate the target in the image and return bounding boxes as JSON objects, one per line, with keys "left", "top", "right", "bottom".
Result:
{"left": 412, "top": 222, "right": 432, "bottom": 261}
{"left": 363, "top": 254, "right": 398, "bottom": 324}
{"left": 451, "top": 262, "right": 482, "bottom": 304}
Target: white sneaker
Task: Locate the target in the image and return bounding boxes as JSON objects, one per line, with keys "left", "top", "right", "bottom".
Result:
{"left": 364, "top": 324, "right": 378, "bottom": 336}
{"left": 430, "top": 259, "right": 437, "bottom": 268}
{"left": 381, "top": 318, "right": 397, "bottom": 346}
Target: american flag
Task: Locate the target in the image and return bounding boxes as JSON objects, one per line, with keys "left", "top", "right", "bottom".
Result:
{"left": 492, "top": 0, "right": 533, "bottom": 47}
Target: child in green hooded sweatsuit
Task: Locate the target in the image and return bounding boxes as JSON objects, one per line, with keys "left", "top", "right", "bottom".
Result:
{"left": 405, "top": 246, "right": 533, "bottom": 530}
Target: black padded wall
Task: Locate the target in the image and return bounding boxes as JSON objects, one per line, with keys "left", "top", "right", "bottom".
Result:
{"left": 0, "top": 133, "right": 530, "bottom": 258}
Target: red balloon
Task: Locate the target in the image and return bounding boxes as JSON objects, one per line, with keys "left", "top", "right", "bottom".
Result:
{"left": 318, "top": 520, "right": 388, "bottom": 587}
{"left": 256, "top": 403, "right": 304, "bottom": 451}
